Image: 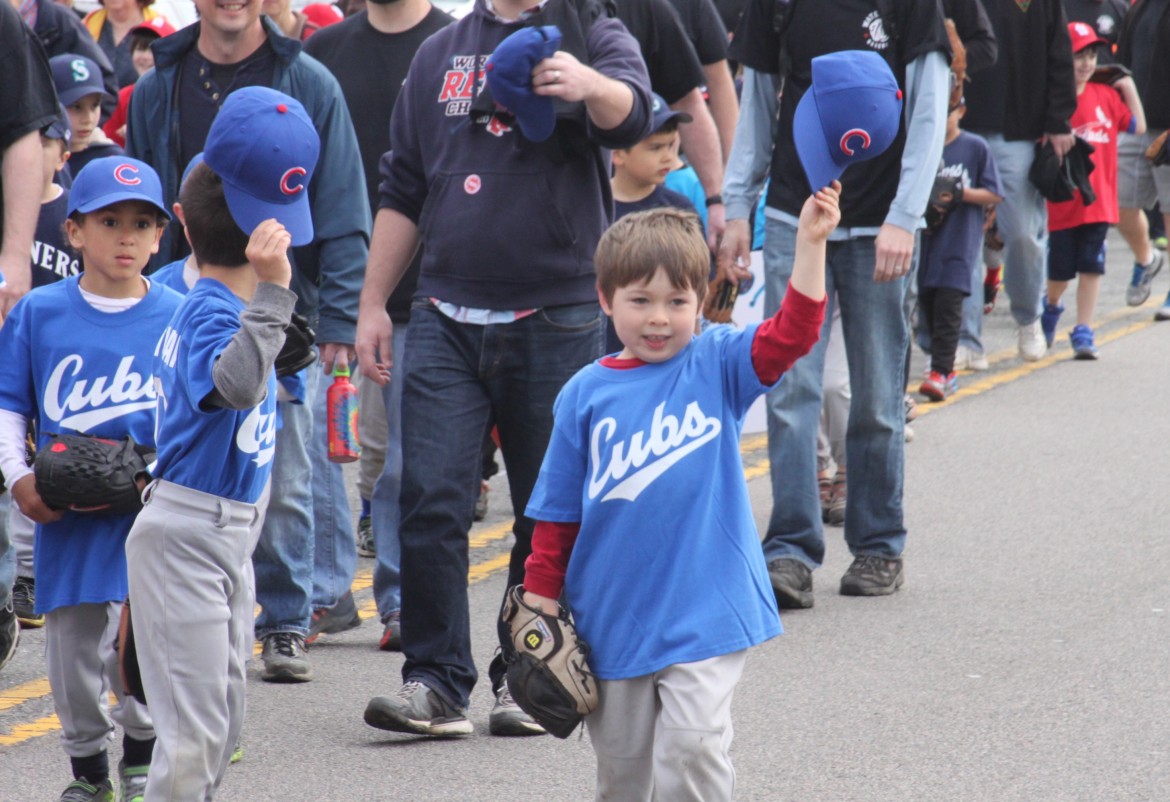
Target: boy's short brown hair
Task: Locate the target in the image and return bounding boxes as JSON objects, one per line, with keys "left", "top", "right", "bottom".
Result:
{"left": 180, "top": 162, "right": 250, "bottom": 268}
{"left": 595, "top": 208, "right": 709, "bottom": 304}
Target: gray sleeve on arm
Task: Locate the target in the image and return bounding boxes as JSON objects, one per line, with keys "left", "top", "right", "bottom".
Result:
{"left": 208, "top": 282, "right": 297, "bottom": 410}
{"left": 723, "top": 68, "right": 780, "bottom": 221}
{"left": 885, "top": 50, "right": 950, "bottom": 233}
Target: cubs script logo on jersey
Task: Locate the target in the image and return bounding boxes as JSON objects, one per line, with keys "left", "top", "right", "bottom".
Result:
{"left": 862, "top": 11, "right": 891, "bottom": 50}
{"left": 589, "top": 401, "right": 722, "bottom": 502}
{"left": 43, "top": 355, "right": 156, "bottom": 432}
{"left": 236, "top": 405, "right": 277, "bottom": 467}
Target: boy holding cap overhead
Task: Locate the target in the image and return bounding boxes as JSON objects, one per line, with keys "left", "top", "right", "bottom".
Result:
{"left": 124, "top": 86, "right": 316, "bottom": 801}
{"left": 0, "top": 155, "right": 179, "bottom": 802}
{"left": 49, "top": 54, "right": 124, "bottom": 179}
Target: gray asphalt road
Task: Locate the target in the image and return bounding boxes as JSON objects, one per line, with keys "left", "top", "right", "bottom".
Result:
{"left": 3, "top": 233, "right": 1169, "bottom": 801}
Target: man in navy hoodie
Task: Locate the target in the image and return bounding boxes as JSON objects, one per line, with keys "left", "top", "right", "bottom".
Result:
{"left": 357, "top": 0, "right": 651, "bottom": 738}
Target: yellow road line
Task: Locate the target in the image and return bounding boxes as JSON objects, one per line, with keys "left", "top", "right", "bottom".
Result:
{"left": 0, "top": 714, "right": 63, "bottom": 747}
{"left": 0, "top": 679, "right": 52, "bottom": 713}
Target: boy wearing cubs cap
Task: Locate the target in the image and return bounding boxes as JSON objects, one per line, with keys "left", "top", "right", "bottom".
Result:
{"left": 49, "top": 53, "right": 125, "bottom": 179}
{"left": 124, "top": 86, "right": 316, "bottom": 802}
{"left": 522, "top": 184, "right": 837, "bottom": 799}
{"left": 0, "top": 155, "right": 181, "bottom": 802}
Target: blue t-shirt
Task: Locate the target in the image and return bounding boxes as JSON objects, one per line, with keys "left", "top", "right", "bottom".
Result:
{"left": 31, "top": 189, "right": 80, "bottom": 288}
{"left": 0, "top": 277, "right": 183, "bottom": 612}
{"left": 150, "top": 258, "right": 193, "bottom": 294}
{"left": 664, "top": 165, "right": 709, "bottom": 232}
{"left": 919, "top": 131, "right": 1002, "bottom": 294}
{"left": 526, "top": 325, "right": 782, "bottom": 680}
{"left": 153, "top": 279, "right": 278, "bottom": 504}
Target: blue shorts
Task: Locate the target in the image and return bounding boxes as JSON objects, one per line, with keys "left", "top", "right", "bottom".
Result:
{"left": 1048, "top": 223, "right": 1109, "bottom": 282}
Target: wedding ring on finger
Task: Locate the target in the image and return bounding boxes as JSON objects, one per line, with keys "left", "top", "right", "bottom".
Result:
{"left": 553, "top": 70, "right": 561, "bottom": 83}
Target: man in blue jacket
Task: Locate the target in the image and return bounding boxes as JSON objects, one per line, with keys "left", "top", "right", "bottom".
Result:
{"left": 127, "top": 0, "right": 370, "bottom": 684}
{"left": 357, "top": 0, "right": 652, "bottom": 738}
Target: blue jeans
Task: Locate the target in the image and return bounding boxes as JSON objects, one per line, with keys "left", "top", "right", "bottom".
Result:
{"left": 372, "top": 323, "right": 407, "bottom": 622}
{"left": 397, "top": 302, "right": 604, "bottom": 709}
{"left": 311, "top": 364, "right": 357, "bottom": 609}
{"left": 761, "top": 218, "right": 907, "bottom": 568}
{"left": 0, "top": 493, "right": 12, "bottom": 608}
{"left": 980, "top": 134, "right": 1047, "bottom": 327}
{"left": 252, "top": 366, "right": 319, "bottom": 638}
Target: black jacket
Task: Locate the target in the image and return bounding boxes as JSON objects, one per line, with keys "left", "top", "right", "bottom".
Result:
{"left": 32, "top": 0, "right": 118, "bottom": 107}
{"left": 1118, "top": 0, "right": 1170, "bottom": 130}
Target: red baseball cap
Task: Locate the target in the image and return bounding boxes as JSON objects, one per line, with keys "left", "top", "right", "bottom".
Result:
{"left": 1068, "top": 21, "right": 1105, "bottom": 54}
{"left": 302, "top": 3, "right": 344, "bottom": 28}
{"left": 131, "top": 17, "right": 177, "bottom": 38}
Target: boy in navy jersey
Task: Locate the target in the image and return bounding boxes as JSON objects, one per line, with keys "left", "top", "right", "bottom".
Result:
{"left": 32, "top": 108, "right": 81, "bottom": 289}
{"left": 522, "top": 184, "right": 838, "bottom": 800}
{"left": 124, "top": 87, "right": 316, "bottom": 802}
{"left": 0, "top": 156, "right": 179, "bottom": 802}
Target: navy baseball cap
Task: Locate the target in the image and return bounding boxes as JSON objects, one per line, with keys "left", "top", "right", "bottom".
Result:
{"left": 650, "top": 92, "right": 692, "bottom": 133}
{"left": 485, "top": 25, "right": 562, "bottom": 143}
{"left": 203, "top": 87, "right": 321, "bottom": 246}
{"left": 67, "top": 156, "right": 171, "bottom": 219}
{"left": 793, "top": 50, "right": 903, "bottom": 192}
{"left": 43, "top": 105, "right": 72, "bottom": 145}
{"left": 49, "top": 54, "right": 111, "bottom": 107}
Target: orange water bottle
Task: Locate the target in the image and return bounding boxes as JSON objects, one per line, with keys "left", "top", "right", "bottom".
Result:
{"left": 327, "top": 364, "right": 360, "bottom": 463}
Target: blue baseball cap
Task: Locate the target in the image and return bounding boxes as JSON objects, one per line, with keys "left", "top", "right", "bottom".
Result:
{"left": 181, "top": 152, "right": 204, "bottom": 190}
{"left": 43, "top": 105, "right": 72, "bottom": 145}
{"left": 49, "top": 54, "right": 110, "bottom": 107}
{"left": 793, "top": 50, "right": 903, "bottom": 192}
{"left": 67, "top": 156, "right": 171, "bottom": 219}
{"left": 484, "top": 25, "right": 562, "bottom": 143}
{"left": 203, "top": 87, "right": 321, "bottom": 246}
{"left": 650, "top": 92, "right": 691, "bottom": 133}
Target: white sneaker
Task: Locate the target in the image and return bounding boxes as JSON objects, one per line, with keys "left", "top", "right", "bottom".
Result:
{"left": 1017, "top": 321, "right": 1046, "bottom": 361}
{"left": 967, "top": 350, "right": 989, "bottom": 371}
{"left": 953, "top": 346, "right": 970, "bottom": 371}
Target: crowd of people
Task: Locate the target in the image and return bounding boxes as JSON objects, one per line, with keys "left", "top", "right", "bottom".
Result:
{"left": 0, "top": 0, "right": 1167, "bottom": 799}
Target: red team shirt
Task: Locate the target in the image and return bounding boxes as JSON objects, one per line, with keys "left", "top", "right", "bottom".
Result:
{"left": 1047, "top": 82, "right": 1134, "bottom": 231}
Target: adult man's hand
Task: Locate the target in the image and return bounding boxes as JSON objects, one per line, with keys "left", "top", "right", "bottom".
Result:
{"left": 0, "top": 251, "right": 32, "bottom": 325}
{"left": 706, "top": 202, "right": 726, "bottom": 253}
{"left": 873, "top": 223, "right": 914, "bottom": 283}
{"left": 1042, "top": 132, "right": 1075, "bottom": 161}
{"left": 319, "top": 342, "right": 357, "bottom": 376}
{"left": 355, "top": 306, "right": 394, "bottom": 386}
{"left": 716, "top": 218, "right": 753, "bottom": 284}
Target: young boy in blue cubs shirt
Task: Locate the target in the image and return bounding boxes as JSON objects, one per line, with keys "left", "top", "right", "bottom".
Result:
{"left": 522, "top": 183, "right": 838, "bottom": 800}
{"left": 0, "top": 156, "right": 180, "bottom": 802}
{"left": 124, "top": 86, "right": 317, "bottom": 802}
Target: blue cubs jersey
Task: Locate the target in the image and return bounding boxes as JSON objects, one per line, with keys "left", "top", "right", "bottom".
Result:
{"left": 526, "top": 324, "right": 782, "bottom": 680}
{"left": 150, "top": 257, "right": 193, "bottom": 294}
{"left": 0, "top": 276, "right": 183, "bottom": 612}
{"left": 153, "top": 279, "right": 277, "bottom": 504}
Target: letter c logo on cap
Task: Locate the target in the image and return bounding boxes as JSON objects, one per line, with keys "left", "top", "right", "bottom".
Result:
{"left": 114, "top": 164, "right": 141, "bottom": 185}
{"left": 839, "top": 128, "right": 872, "bottom": 157}
{"left": 280, "top": 167, "right": 307, "bottom": 196}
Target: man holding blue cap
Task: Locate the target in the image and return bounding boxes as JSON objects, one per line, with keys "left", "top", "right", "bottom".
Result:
{"left": 357, "top": 0, "right": 652, "bottom": 739}
{"left": 720, "top": 1, "right": 952, "bottom": 608}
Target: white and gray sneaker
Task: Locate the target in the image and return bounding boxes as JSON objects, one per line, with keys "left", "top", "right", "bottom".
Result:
{"left": 364, "top": 680, "right": 473, "bottom": 736}
{"left": 1127, "top": 251, "right": 1165, "bottom": 306}
{"left": 1017, "top": 320, "right": 1046, "bottom": 362}
{"left": 0, "top": 600, "right": 18, "bottom": 672}
{"left": 489, "top": 680, "right": 547, "bottom": 736}
{"left": 260, "top": 632, "right": 313, "bottom": 683}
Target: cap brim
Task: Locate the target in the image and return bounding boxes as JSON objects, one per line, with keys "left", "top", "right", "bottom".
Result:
{"left": 221, "top": 180, "right": 314, "bottom": 246}
{"left": 58, "top": 86, "right": 112, "bottom": 107}
{"left": 70, "top": 190, "right": 171, "bottom": 220}
{"left": 793, "top": 89, "right": 840, "bottom": 193}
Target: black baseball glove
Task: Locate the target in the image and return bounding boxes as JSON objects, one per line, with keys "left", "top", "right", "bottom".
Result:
{"left": 275, "top": 313, "right": 317, "bottom": 378}
{"left": 925, "top": 173, "right": 964, "bottom": 231}
{"left": 499, "top": 585, "right": 598, "bottom": 739}
{"left": 34, "top": 434, "right": 154, "bottom": 516}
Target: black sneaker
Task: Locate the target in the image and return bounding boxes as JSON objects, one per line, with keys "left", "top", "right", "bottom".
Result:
{"left": 260, "top": 632, "right": 314, "bottom": 683}
{"left": 306, "top": 591, "right": 362, "bottom": 645}
{"left": 364, "top": 680, "right": 473, "bottom": 736}
{"left": 57, "top": 777, "right": 114, "bottom": 802}
{"left": 13, "top": 575, "right": 43, "bottom": 628}
{"left": 767, "top": 558, "right": 814, "bottom": 609}
{"left": 378, "top": 612, "right": 401, "bottom": 652}
{"left": 839, "top": 555, "right": 905, "bottom": 597}
{"left": 0, "top": 600, "right": 19, "bottom": 672}
{"left": 488, "top": 680, "right": 546, "bottom": 736}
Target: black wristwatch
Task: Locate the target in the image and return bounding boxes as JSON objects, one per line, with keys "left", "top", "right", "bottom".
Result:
{"left": 705, "top": 194, "right": 723, "bottom": 207}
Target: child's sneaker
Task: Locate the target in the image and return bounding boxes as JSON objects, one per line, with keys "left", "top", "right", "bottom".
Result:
{"left": 57, "top": 777, "right": 114, "bottom": 802}
{"left": 918, "top": 371, "right": 957, "bottom": 402}
{"left": 1127, "top": 252, "right": 1165, "bottom": 306}
{"left": 117, "top": 760, "right": 149, "bottom": 802}
{"left": 1069, "top": 324, "right": 1098, "bottom": 360}
{"left": 1156, "top": 290, "right": 1170, "bottom": 321}
{"left": 1040, "top": 301, "right": 1064, "bottom": 347}
{"left": 983, "top": 265, "right": 1002, "bottom": 314}
{"left": 356, "top": 515, "right": 374, "bottom": 558}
